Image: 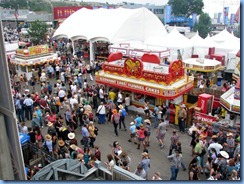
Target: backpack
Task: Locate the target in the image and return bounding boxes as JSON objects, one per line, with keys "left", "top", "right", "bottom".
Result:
{"left": 113, "top": 114, "right": 120, "bottom": 124}
{"left": 121, "top": 109, "right": 126, "bottom": 117}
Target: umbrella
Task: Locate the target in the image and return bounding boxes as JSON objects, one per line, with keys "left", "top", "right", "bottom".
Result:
{"left": 220, "top": 151, "right": 229, "bottom": 159}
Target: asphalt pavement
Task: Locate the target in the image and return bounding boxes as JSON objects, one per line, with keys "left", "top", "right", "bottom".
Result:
{"left": 22, "top": 73, "right": 200, "bottom": 181}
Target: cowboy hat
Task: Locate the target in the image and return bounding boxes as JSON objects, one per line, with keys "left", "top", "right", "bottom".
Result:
{"left": 79, "top": 103, "right": 83, "bottom": 108}
{"left": 227, "top": 133, "right": 233, "bottom": 137}
{"left": 47, "top": 121, "right": 53, "bottom": 127}
{"left": 141, "top": 152, "right": 149, "bottom": 158}
{"left": 45, "top": 134, "right": 52, "bottom": 141}
{"left": 58, "top": 139, "right": 65, "bottom": 147}
{"left": 33, "top": 113, "right": 38, "bottom": 118}
{"left": 212, "top": 135, "right": 218, "bottom": 139}
{"left": 57, "top": 79, "right": 61, "bottom": 83}
{"left": 130, "top": 122, "right": 135, "bottom": 125}
{"left": 118, "top": 104, "right": 124, "bottom": 109}
{"left": 144, "top": 119, "right": 151, "bottom": 125}
{"left": 220, "top": 150, "right": 229, "bottom": 159}
{"left": 70, "top": 144, "right": 78, "bottom": 151}
{"left": 68, "top": 132, "right": 75, "bottom": 140}
{"left": 192, "top": 127, "right": 198, "bottom": 132}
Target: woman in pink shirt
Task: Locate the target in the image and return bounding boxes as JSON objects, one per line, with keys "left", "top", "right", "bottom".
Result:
{"left": 137, "top": 124, "right": 146, "bottom": 150}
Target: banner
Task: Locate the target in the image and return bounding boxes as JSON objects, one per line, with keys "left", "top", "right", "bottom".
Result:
{"left": 217, "top": 12, "right": 222, "bottom": 23}
{"left": 164, "top": 5, "right": 172, "bottom": 24}
{"left": 223, "top": 7, "right": 229, "bottom": 25}
{"left": 192, "top": 13, "right": 197, "bottom": 26}
{"left": 230, "top": 14, "right": 235, "bottom": 25}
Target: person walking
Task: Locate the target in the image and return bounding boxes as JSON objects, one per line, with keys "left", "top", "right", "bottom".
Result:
{"left": 23, "top": 94, "right": 34, "bottom": 120}
{"left": 140, "top": 152, "right": 151, "bottom": 180}
{"left": 128, "top": 122, "right": 137, "bottom": 144}
{"left": 169, "top": 130, "right": 180, "bottom": 156}
{"left": 111, "top": 109, "right": 120, "bottom": 137}
{"left": 97, "top": 102, "right": 106, "bottom": 124}
{"left": 153, "top": 105, "right": 160, "bottom": 129}
{"left": 118, "top": 104, "right": 127, "bottom": 131}
{"left": 168, "top": 150, "right": 183, "bottom": 180}
{"left": 157, "top": 119, "right": 167, "bottom": 149}
{"left": 178, "top": 104, "right": 187, "bottom": 133}
{"left": 81, "top": 124, "right": 90, "bottom": 148}
{"left": 137, "top": 124, "right": 146, "bottom": 150}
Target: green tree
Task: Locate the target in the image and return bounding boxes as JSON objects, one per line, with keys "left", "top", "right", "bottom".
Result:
{"left": 168, "top": 0, "right": 204, "bottom": 17}
{"left": 28, "top": 20, "right": 48, "bottom": 45}
{"left": 197, "top": 13, "right": 211, "bottom": 39}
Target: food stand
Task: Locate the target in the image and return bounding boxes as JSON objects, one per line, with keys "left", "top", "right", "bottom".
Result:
{"left": 95, "top": 52, "right": 194, "bottom": 125}
{"left": 183, "top": 58, "right": 225, "bottom": 87}
{"left": 10, "top": 45, "right": 58, "bottom": 80}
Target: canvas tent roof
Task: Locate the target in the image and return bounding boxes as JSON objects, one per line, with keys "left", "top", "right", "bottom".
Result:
{"left": 53, "top": 7, "right": 168, "bottom": 43}
{"left": 145, "top": 28, "right": 193, "bottom": 48}
{"left": 190, "top": 32, "right": 220, "bottom": 48}
{"left": 209, "top": 29, "right": 239, "bottom": 43}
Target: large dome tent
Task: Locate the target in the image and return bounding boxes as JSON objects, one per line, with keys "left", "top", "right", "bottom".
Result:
{"left": 53, "top": 7, "right": 168, "bottom": 44}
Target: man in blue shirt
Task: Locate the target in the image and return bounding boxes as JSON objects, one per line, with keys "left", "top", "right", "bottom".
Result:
{"left": 15, "top": 96, "right": 25, "bottom": 122}
{"left": 81, "top": 124, "right": 90, "bottom": 147}
{"left": 134, "top": 114, "right": 143, "bottom": 129}
{"left": 128, "top": 122, "right": 137, "bottom": 143}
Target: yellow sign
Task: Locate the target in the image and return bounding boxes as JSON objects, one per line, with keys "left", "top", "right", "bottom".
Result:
{"left": 28, "top": 45, "right": 49, "bottom": 56}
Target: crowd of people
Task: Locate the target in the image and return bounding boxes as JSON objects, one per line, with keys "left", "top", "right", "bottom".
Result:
{"left": 10, "top": 37, "right": 240, "bottom": 181}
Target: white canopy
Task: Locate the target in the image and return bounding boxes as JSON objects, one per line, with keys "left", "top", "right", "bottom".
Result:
{"left": 145, "top": 28, "right": 193, "bottom": 61}
{"left": 145, "top": 28, "right": 193, "bottom": 48}
{"left": 191, "top": 32, "right": 220, "bottom": 58}
{"left": 191, "top": 32, "right": 220, "bottom": 48}
{"left": 53, "top": 7, "right": 167, "bottom": 44}
{"left": 209, "top": 29, "right": 239, "bottom": 43}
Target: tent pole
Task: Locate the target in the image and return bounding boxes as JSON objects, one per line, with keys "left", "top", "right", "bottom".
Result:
{"left": 89, "top": 41, "right": 94, "bottom": 64}
{"left": 71, "top": 40, "right": 75, "bottom": 56}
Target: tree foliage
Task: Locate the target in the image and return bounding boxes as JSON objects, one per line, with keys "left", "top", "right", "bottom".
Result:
{"left": 28, "top": 20, "right": 48, "bottom": 45}
{"left": 197, "top": 13, "right": 212, "bottom": 39}
{"left": 168, "top": 0, "right": 204, "bottom": 17}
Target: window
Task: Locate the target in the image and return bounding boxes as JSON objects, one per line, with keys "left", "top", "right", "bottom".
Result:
{"left": 20, "top": 66, "right": 26, "bottom": 72}
{"left": 145, "top": 95, "right": 155, "bottom": 106}
{"left": 134, "top": 93, "right": 145, "bottom": 103}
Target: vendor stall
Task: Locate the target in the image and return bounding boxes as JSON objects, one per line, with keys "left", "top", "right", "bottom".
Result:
{"left": 10, "top": 45, "right": 58, "bottom": 80}
{"left": 220, "top": 78, "right": 240, "bottom": 123}
{"left": 95, "top": 52, "right": 194, "bottom": 125}
{"left": 183, "top": 58, "right": 225, "bottom": 87}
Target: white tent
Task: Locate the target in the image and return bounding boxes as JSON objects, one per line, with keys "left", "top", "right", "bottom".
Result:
{"left": 145, "top": 28, "right": 193, "bottom": 61}
{"left": 53, "top": 7, "right": 167, "bottom": 44}
{"left": 209, "top": 29, "right": 239, "bottom": 43}
{"left": 191, "top": 32, "right": 220, "bottom": 58}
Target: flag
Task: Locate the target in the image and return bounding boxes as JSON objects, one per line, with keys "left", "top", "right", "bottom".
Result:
{"left": 235, "top": 6, "right": 240, "bottom": 23}
{"left": 164, "top": 5, "right": 171, "bottom": 24}
{"left": 14, "top": 9, "right": 19, "bottom": 19}
{"left": 223, "top": 7, "right": 229, "bottom": 25}
{"left": 217, "top": 12, "right": 221, "bottom": 23}
{"left": 192, "top": 13, "right": 197, "bottom": 25}
{"left": 230, "top": 14, "right": 235, "bottom": 25}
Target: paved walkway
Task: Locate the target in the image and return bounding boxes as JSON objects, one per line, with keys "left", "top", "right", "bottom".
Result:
{"left": 21, "top": 75, "right": 203, "bottom": 180}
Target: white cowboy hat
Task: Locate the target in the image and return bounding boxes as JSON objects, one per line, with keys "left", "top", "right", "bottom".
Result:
{"left": 220, "top": 150, "right": 229, "bottom": 159}
{"left": 130, "top": 122, "right": 135, "bottom": 125}
{"left": 47, "top": 121, "right": 53, "bottom": 127}
{"left": 45, "top": 134, "right": 52, "bottom": 141}
{"left": 68, "top": 132, "right": 75, "bottom": 140}
{"left": 118, "top": 104, "right": 124, "bottom": 109}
